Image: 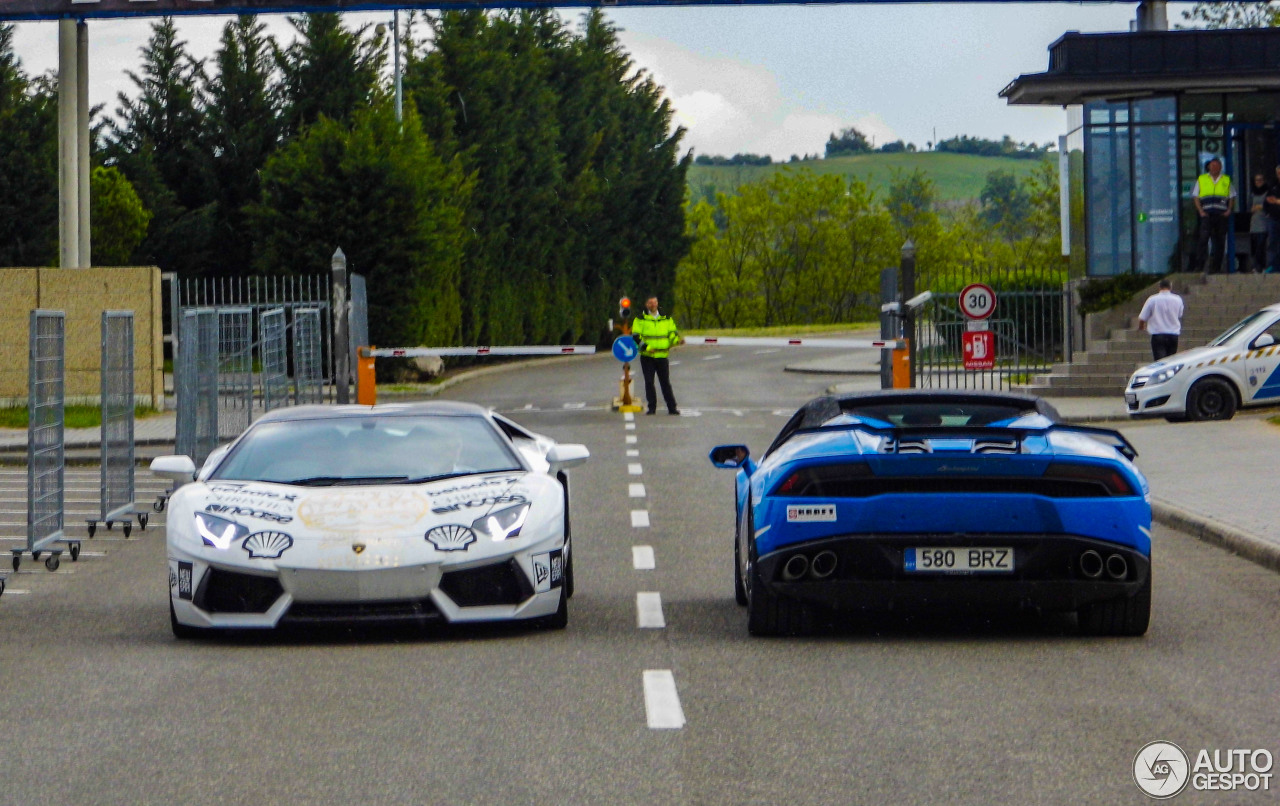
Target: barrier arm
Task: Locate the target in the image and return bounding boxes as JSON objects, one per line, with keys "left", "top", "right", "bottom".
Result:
{"left": 356, "top": 345, "right": 597, "bottom": 405}
{"left": 678, "top": 335, "right": 912, "bottom": 389}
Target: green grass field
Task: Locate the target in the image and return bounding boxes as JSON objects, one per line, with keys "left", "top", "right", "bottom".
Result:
{"left": 0, "top": 405, "right": 160, "bottom": 430}
{"left": 688, "top": 152, "right": 1050, "bottom": 202}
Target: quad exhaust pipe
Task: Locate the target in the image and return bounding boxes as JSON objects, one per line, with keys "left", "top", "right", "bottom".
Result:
{"left": 1105, "top": 553, "right": 1128, "bottom": 580}
{"left": 781, "top": 554, "right": 809, "bottom": 581}
{"left": 810, "top": 551, "right": 838, "bottom": 579}
{"left": 1079, "top": 550, "right": 1103, "bottom": 579}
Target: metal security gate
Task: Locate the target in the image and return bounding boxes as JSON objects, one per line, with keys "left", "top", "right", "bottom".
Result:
{"left": 217, "top": 307, "right": 254, "bottom": 436}
{"left": 260, "top": 308, "right": 289, "bottom": 412}
{"left": 176, "top": 309, "right": 220, "bottom": 467}
{"left": 293, "top": 308, "right": 324, "bottom": 405}
{"left": 88, "top": 312, "right": 146, "bottom": 540}
{"left": 912, "top": 267, "right": 1071, "bottom": 391}
{"left": 13, "top": 310, "right": 70, "bottom": 573}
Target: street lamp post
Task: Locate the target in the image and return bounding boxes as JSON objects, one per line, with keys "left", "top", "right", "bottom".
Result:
{"left": 376, "top": 14, "right": 404, "bottom": 124}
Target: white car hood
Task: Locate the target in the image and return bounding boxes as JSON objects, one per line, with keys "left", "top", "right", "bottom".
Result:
{"left": 1135, "top": 344, "right": 1223, "bottom": 375}
{"left": 195, "top": 472, "right": 535, "bottom": 541}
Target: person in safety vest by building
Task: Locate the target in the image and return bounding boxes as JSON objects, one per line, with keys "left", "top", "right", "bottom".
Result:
{"left": 631, "top": 296, "right": 681, "bottom": 415}
{"left": 1192, "top": 157, "right": 1236, "bottom": 274}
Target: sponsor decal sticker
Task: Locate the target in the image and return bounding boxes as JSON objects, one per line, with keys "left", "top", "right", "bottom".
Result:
{"left": 241, "top": 531, "right": 294, "bottom": 559}
{"left": 786, "top": 504, "right": 837, "bottom": 523}
{"left": 204, "top": 502, "right": 294, "bottom": 524}
{"left": 425, "top": 524, "right": 477, "bottom": 552}
{"left": 531, "top": 550, "right": 563, "bottom": 593}
{"left": 297, "top": 490, "right": 429, "bottom": 532}
{"left": 177, "top": 561, "right": 194, "bottom": 600}
{"left": 431, "top": 494, "right": 528, "bottom": 515}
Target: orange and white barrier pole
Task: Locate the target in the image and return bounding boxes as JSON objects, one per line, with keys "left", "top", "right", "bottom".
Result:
{"left": 355, "top": 344, "right": 597, "bottom": 405}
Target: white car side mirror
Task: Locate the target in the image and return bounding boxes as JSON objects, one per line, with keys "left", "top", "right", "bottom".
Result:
{"left": 546, "top": 444, "right": 589, "bottom": 471}
{"left": 150, "top": 455, "right": 196, "bottom": 486}
{"left": 1254, "top": 333, "right": 1276, "bottom": 349}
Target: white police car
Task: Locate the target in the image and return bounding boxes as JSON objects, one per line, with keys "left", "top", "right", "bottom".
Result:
{"left": 1126, "top": 303, "right": 1280, "bottom": 421}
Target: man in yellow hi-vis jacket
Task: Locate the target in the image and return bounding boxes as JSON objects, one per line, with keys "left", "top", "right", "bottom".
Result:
{"left": 631, "top": 296, "right": 681, "bottom": 415}
{"left": 1192, "top": 157, "right": 1236, "bottom": 274}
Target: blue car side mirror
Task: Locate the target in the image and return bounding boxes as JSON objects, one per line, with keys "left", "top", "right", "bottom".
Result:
{"left": 709, "top": 444, "right": 750, "bottom": 469}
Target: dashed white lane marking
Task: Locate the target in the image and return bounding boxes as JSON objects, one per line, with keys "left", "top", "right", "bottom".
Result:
{"left": 0, "top": 587, "right": 30, "bottom": 595}
{"left": 625, "top": 423, "right": 636, "bottom": 431}
{"left": 702, "top": 354, "right": 721, "bottom": 361}
{"left": 670, "top": 361, "right": 681, "bottom": 366}
{"left": 629, "top": 483, "right": 646, "bottom": 498}
{"left": 523, "top": 404, "right": 533, "bottom": 410}
{"left": 628, "top": 463, "right": 643, "bottom": 475}
{"left": 643, "top": 670, "right": 685, "bottom": 729}
{"left": 754, "top": 349, "right": 780, "bottom": 355}
{"left": 631, "top": 510, "right": 650, "bottom": 528}
{"left": 626, "top": 449, "right": 639, "bottom": 457}
{"left": 624, "top": 412, "right": 635, "bottom": 422}
{"left": 626, "top": 435, "right": 637, "bottom": 444}
{"left": 564, "top": 402, "right": 586, "bottom": 409}
{"left": 636, "top": 592, "right": 665, "bottom": 628}
{"left": 633, "top": 546, "right": 656, "bottom": 570}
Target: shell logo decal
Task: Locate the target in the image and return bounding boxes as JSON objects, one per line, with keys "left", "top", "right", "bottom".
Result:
{"left": 297, "top": 490, "right": 430, "bottom": 533}
{"left": 242, "top": 531, "right": 294, "bottom": 559}
{"left": 425, "top": 525, "right": 476, "bottom": 552}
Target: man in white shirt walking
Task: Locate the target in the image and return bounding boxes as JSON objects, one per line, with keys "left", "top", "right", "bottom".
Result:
{"left": 1137, "top": 279, "right": 1185, "bottom": 361}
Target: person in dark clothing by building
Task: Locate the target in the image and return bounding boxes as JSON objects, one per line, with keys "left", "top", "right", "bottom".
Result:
{"left": 1264, "top": 164, "right": 1280, "bottom": 273}
{"left": 1250, "top": 173, "right": 1269, "bottom": 273}
{"left": 1192, "top": 157, "right": 1235, "bottom": 274}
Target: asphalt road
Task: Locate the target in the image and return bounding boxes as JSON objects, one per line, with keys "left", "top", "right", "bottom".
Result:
{"left": 2, "top": 347, "right": 1278, "bottom": 805}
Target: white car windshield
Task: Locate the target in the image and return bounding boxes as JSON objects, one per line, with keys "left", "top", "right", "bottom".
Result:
{"left": 210, "top": 415, "right": 523, "bottom": 485}
{"left": 1209, "top": 311, "right": 1271, "bottom": 347}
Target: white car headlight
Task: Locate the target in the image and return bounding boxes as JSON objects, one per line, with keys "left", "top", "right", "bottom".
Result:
{"left": 194, "top": 511, "right": 249, "bottom": 550}
{"left": 472, "top": 503, "right": 530, "bottom": 542}
{"left": 1149, "top": 363, "right": 1183, "bottom": 386}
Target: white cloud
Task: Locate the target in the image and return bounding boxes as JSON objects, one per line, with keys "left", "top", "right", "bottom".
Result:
{"left": 621, "top": 30, "right": 894, "bottom": 161}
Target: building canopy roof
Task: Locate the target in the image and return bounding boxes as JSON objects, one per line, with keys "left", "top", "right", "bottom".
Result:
{"left": 1001, "top": 28, "right": 1280, "bottom": 106}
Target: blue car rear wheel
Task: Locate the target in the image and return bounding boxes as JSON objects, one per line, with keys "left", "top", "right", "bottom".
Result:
{"left": 1078, "top": 568, "right": 1151, "bottom": 636}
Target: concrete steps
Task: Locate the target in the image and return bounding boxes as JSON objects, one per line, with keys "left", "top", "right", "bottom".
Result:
{"left": 1017, "top": 274, "right": 1280, "bottom": 397}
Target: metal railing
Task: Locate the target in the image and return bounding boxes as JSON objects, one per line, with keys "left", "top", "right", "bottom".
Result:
{"left": 13, "top": 310, "right": 69, "bottom": 572}
{"left": 259, "top": 308, "right": 289, "bottom": 413}
{"left": 176, "top": 308, "right": 220, "bottom": 467}
{"left": 91, "top": 311, "right": 143, "bottom": 538}
{"left": 217, "top": 307, "right": 254, "bottom": 437}
{"left": 294, "top": 308, "right": 325, "bottom": 405}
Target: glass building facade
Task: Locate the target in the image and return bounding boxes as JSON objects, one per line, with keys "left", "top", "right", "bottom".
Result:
{"left": 1067, "top": 92, "right": 1280, "bottom": 276}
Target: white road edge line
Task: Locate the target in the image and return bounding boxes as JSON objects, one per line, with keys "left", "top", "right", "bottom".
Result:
{"left": 628, "top": 463, "right": 643, "bottom": 475}
{"left": 631, "top": 510, "right": 650, "bottom": 528}
{"left": 563, "top": 402, "right": 586, "bottom": 409}
{"left": 643, "top": 670, "right": 685, "bottom": 730}
{"left": 633, "top": 546, "right": 656, "bottom": 570}
{"left": 629, "top": 483, "right": 646, "bottom": 498}
{"left": 636, "top": 592, "right": 665, "bottom": 628}
{"left": 702, "top": 354, "right": 721, "bottom": 361}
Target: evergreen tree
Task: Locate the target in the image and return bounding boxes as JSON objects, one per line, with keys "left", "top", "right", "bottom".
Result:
{"left": 91, "top": 165, "right": 152, "bottom": 265}
{"left": 276, "top": 13, "right": 385, "bottom": 136}
{"left": 1182, "top": 1, "right": 1278, "bottom": 28}
{"left": 250, "top": 101, "right": 470, "bottom": 350}
{"left": 205, "top": 16, "right": 281, "bottom": 275}
{"left": 105, "top": 17, "right": 215, "bottom": 273}
{"left": 0, "top": 24, "right": 58, "bottom": 266}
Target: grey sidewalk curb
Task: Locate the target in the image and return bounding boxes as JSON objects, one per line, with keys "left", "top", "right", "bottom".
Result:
{"left": 1152, "top": 498, "right": 1280, "bottom": 574}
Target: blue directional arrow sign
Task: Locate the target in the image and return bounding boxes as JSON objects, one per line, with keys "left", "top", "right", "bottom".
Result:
{"left": 612, "top": 335, "right": 639, "bottom": 363}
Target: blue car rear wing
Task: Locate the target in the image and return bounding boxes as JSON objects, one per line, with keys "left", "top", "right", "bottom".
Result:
{"left": 793, "top": 423, "right": 1139, "bottom": 462}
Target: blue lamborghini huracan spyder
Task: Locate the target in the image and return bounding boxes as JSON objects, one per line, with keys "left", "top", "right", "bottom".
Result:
{"left": 710, "top": 391, "right": 1151, "bottom": 637}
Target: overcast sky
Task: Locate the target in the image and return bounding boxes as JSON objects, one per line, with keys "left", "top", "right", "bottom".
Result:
{"left": 8, "top": 3, "right": 1195, "bottom": 160}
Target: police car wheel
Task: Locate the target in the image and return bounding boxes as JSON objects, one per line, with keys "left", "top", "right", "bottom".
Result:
{"left": 1187, "top": 377, "right": 1237, "bottom": 421}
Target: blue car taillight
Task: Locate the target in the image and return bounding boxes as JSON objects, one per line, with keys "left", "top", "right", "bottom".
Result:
{"left": 772, "top": 463, "right": 872, "bottom": 496}
{"left": 1042, "top": 462, "right": 1135, "bottom": 496}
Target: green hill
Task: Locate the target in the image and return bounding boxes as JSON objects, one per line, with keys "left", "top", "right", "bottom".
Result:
{"left": 687, "top": 152, "right": 1051, "bottom": 202}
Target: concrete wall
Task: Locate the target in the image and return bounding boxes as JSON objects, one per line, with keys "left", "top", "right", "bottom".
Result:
{"left": 0, "top": 267, "right": 164, "bottom": 408}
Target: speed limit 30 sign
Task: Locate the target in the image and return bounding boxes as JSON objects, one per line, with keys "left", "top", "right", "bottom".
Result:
{"left": 959, "top": 283, "right": 997, "bottom": 320}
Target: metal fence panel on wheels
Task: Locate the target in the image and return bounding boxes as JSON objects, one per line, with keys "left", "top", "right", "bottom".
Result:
{"left": 14, "top": 310, "right": 67, "bottom": 573}
{"left": 91, "top": 311, "right": 144, "bottom": 540}
{"left": 259, "top": 308, "right": 289, "bottom": 413}
{"left": 176, "top": 309, "right": 220, "bottom": 468}
{"left": 217, "top": 307, "right": 254, "bottom": 437}
{"left": 293, "top": 308, "right": 324, "bottom": 405}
